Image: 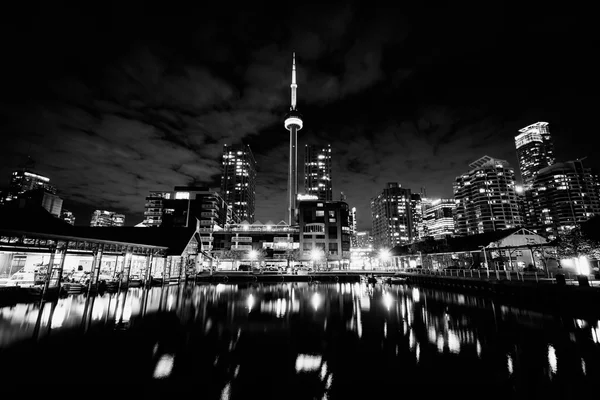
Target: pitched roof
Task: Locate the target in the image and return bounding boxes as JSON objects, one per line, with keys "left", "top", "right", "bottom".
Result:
{"left": 0, "top": 205, "right": 196, "bottom": 255}
{"left": 391, "top": 227, "right": 522, "bottom": 256}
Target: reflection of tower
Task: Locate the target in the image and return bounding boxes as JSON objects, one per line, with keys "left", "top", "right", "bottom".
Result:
{"left": 284, "top": 53, "right": 303, "bottom": 225}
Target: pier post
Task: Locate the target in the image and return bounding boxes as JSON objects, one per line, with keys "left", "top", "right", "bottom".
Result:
{"left": 41, "top": 244, "right": 58, "bottom": 297}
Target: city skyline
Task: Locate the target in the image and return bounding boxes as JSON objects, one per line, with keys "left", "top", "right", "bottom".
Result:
{"left": 0, "top": 4, "right": 598, "bottom": 230}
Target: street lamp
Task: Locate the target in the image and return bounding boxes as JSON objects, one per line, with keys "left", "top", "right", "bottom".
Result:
{"left": 379, "top": 249, "right": 390, "bottom": 270}
{"left": 249, "top": 249, "right": 258, "bottom": 270}
{"left": 310, "top": 249, "right": 322, "bottom": 271}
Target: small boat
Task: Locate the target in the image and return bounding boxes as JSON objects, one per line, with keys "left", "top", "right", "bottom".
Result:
{"left": 61, "top": 282, "right": 87, "bottom": 294}
{"left": 390, "top": 277, "right": 408, "bottom": 284}
{"left": 366, "top": 275, "right": 378, "bottom": 284}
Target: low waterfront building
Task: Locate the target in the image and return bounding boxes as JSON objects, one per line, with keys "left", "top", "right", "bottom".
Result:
{"left": 298, "top": 200, "right": 351, "bottom": 269}
{"left": 390, "top": 227, "right": 558, "bottom": 274}
{"left": 210, "top": 220, "right": 300, "bottom": 270}
{"left": 0, "top": 206, "right": 213, "bottom": 284}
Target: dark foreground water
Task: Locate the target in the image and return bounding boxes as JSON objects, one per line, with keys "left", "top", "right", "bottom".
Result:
{"left": 0, "top": 283, "right": 599, "bottom": 398}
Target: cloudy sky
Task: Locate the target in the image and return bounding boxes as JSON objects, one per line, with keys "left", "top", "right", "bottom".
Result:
{"left": 0, "top": 3, "right": 597, "bottom": 230}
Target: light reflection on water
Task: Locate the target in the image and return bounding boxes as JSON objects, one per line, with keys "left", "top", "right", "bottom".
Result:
{"left": 0, "top": 282, "right": 599, "bottom": 398}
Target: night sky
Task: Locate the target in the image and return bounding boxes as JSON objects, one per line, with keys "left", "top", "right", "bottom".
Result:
{"left": 0, "top": 4, "right": 597, "bottom": 230}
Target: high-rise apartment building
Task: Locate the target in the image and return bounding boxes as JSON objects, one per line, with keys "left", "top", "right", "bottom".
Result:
{"left": 410, "top": 193, "right": 423, "bottom": 241}
{"left": 90, "top": 210, "right": 125, "bottom": 227}
{"left": 515, "top": 122, "right": 555, "bottom": 188}
{"left": 61, "top": 209, "right": 75, "bottom": 225}
{"left": 370, "top": 183, "right": 416, "bottom": 249}
{"left": 422, "top": 199, "right": 455, "bottom": 239}
{"left": 221, "top": 144, "right": 257, "bottom": 223}
{"left": 454, "top": 156, "right": 522, "bottom": 236}
{"left": 528, "top": 160, "right": 600, "bottom": 238}
{"left": 349, "top": 206, "right": 357, "bottom": 245}
{"left": 304, "top": 144, "right": 332, "bottom": 201}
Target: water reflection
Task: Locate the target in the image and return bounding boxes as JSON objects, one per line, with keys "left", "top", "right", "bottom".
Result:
{"left": 0, "top": 282, "right": 599, "bottom": 398}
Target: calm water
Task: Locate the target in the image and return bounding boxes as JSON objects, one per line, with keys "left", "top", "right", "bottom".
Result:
{"left": 0, "top": 283, "right": 599, "bottom": 398}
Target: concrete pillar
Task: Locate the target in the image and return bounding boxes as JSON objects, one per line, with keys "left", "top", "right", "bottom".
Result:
{"left": 123, "top": 248, "right": 133, "bottom": 285}
{"left": 87, "top": 244, "right": 104, "bottom": 293}
{"left": 112, "top": 254, "right": 120, "bottom": 279}
{"left": 144, "top": 253, "right": 154, "bottom": 286}
{"left": 162, "top": 256, "right": 169, "bottom": 286}
{"left": 177, "top": 257, "right": 184, "bottom": 281}
{"left": 55, "top": 241, "right": 70, "bottom": 294}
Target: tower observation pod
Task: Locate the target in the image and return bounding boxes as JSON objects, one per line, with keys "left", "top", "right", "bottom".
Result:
{"left": 284, "top": 52, "right": 303, "bottom": 225}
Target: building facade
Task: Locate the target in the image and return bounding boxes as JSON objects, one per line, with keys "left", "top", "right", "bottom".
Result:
{"left": 349, "top": 206, "right": 357, "bottom": 246}
{"left": 410, "top": 193, "right": 423, "bottom": 241}
{"left": 454, "top": 156, "right": 522, "bottom": 236}
{"left": 528, "top": 160, "right": 600, "bottom": 238}
{"left": 221, "top": 144, "right": 257, "bottom": 223}
{"left": 370, "top": 183, "right": 415, "bottom": 249}
{"left": 422, "top": 199, "right": 455, "bottom": 239}
{"left": 143, "top": 186, "right": 231, "bottom": 235}
{"left": 515, "top": 121, "right": 555, "bottom": 188}
{"left": 304, "top": 144, "right": 332, "bottom": 201}
{"left": 354, "top": 231, "right": 373, "bottom": 249}
{"left": 61, "top": 209, "right": 75, "bottom": 225}
{"left": 90, "top": 210, "right": 125, "bottom": 227}
{"left": 298, "top": 200, "right": 351, "bottom": 268}
{"left": 210, "top": 220, "right": 300, "bottom": 269}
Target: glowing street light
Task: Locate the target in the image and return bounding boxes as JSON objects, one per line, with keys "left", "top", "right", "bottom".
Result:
{"left": 248, "top": 249, "right": 259, "bottom": 270}
{"left": 311, "top": 249, "right": 322, "bottom": 271}
{"left": 379, "top": 249, "right": 390, "bottom": 270}
{"left": 248, "top": 250, "right": 258, "bottom": 260}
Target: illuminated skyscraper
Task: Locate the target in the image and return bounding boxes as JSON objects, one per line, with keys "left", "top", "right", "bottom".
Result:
{"left": 284, "top": 53, "right": 303, "bottom": 225}
{"left": 90, "top": 210, "right": 125, "bottom": 227}
{"left": 4, "top": 169, "right": 56, "bottom": 202}
{"left": 370, "top": 183, "right": 416, "bottom": 249}
{"left": 61, "top": 209, "right": 75, "bottom": 225}
{"left": 515, "top": 122, "right": 555, "bottom": 188}
{"left": 422, "top": 199, "right": 455, "bottom": 239}
{"left": 304, "top": 144, "right": 332, "bottom": 201}
{"left": 221, "top": 144, "right": 257, "bottom": 223}
{"left": 454, "top": 156, "right": 522, "bottom": 236}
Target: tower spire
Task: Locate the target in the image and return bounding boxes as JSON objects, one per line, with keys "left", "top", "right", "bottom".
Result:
{"left": 284, "top": 52, "right": 303, "bottom": 225}
{"left": 290, "top": 52, "right": 297, "bottom": 110}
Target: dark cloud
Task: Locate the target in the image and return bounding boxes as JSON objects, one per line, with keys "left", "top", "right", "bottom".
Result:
{"left": 0, "top": 3, "right": 597, "bottom": 229}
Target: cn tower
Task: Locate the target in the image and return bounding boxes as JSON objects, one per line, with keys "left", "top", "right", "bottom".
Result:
{"left": 284, "top": 52, "right": 303, "bottom": 225}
